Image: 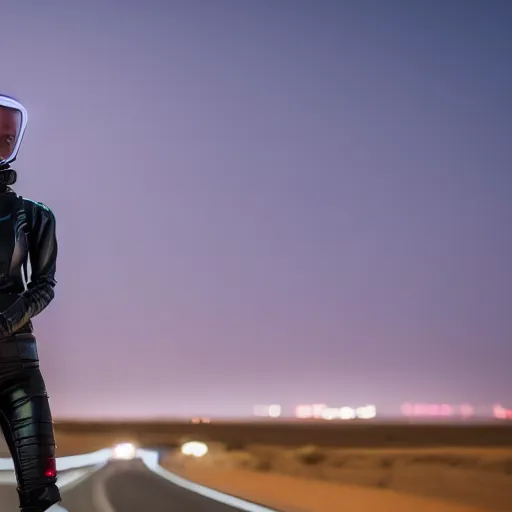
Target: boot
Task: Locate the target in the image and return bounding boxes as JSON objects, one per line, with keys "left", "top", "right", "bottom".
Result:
{"left": 17, "top": 483, "right": 63, "bottom": 512}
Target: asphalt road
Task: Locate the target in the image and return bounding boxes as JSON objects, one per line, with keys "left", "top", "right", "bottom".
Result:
{"left": 0, "top": 460, "right": 274, "bottom": 512}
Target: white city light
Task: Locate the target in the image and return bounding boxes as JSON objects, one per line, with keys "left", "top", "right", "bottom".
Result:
{"left": 356, "top": 405, "right": 377, "bottom": 419}
{"left": 320, "top": 407, "right": 340, "bottom": 420}
{"left": 268, "top": 404, "right": 282, "bottom": 418}
{"left": 339, "top": 406, "right": 357, "bottom": 420}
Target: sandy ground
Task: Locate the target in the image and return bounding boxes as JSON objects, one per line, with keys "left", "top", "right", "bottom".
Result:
{"left": 164, "top": 445, "right": 512, "bottom": 512}
{"left": 169, "top": 464, "right": 492, "bottom": 512}
{"left": 53, "top": 421, "right": 512, "bottom": 449}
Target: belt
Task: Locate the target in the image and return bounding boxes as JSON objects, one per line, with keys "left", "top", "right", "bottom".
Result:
{"left": 0, "top": 333, "right": 39, "bottom": 360}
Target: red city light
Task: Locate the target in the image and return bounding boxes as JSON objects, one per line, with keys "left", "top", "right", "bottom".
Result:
{"left": 401, "top": 402, "right": 474, "bottom": 418}
{"left": 493, "top": 404, "right": 512, "bottom": 419}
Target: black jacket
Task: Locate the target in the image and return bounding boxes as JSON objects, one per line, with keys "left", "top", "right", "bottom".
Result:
{"left": 0, "top": 190, "right": 57, "bottom": 335}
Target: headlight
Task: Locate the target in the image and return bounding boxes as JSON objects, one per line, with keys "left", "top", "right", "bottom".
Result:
{"left": 112, "top": 442, "right": 137, "bottom": 460}
{"left": 180, "top": 441, "right": 208, "bottom": 457}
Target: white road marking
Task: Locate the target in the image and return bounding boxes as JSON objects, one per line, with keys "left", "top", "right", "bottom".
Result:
{"left": 144, "top": 460, "right": 280, "bottom": 512}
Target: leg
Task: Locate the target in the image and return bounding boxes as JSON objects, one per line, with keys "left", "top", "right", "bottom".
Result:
{"left": 0, "top": 335, "right": 62, "bottom": 511}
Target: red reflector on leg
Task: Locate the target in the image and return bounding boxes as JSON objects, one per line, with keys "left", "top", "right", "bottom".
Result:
{"left": 44, "top": 457, "right": 56, "bottom": 478}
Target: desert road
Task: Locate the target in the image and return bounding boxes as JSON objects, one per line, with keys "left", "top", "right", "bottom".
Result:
{"left": 0, "top": 459, "right": 278, "bottom": 512}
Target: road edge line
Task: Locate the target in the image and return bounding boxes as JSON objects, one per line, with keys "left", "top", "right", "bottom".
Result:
{"left": 143, "top": 461, "right": 281, "bottom": 512}
{"left": 60, "top": 461, "right": 108, "bottom": 492}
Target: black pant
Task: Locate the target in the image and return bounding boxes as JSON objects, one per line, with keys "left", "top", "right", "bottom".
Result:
{"left": 0, "top": 333, "right": 61, "bottom": 511}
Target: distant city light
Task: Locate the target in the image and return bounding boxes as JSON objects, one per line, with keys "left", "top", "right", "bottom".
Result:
{"left": 458, "top": 404, "right": 475, "bottom": 418}
{"left": 268, "top": 404, "right": 282, "bottom": 417}
{"left": 295, "top": 403, "right": 327, "bottom": 419}
{"left": 295, "top": 403, "right": 376, "bottom": 420}
{"left": 493, "top": 404, "right": 512, "bottom": 419}
{"left": 401, "top": 403, "right": 475, "bottom": 418}
{"left": 191, "top": 417, "right": 210, "bottom": 424}
{"left": 338, "top": 407, "right": 356, "bottom": 420}
{"left": 356, "top": 405, "right": 377, "bottom": 419}
{"left": 248, "top": 401, "right": 500, "bottom": 420}
{"left": 253, "top": 404, "right": 282, "bottom": 418}
{"left": 321, "top": 407, "right": 343, "bottom": 420}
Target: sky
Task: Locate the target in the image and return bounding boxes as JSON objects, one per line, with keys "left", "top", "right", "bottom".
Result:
{"left": 1, "top": 0, "right": 511, "bottom": 419}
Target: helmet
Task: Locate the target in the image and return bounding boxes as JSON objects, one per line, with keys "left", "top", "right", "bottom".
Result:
{"left": 0, "top": 95, "right": 28, "bottom": 170}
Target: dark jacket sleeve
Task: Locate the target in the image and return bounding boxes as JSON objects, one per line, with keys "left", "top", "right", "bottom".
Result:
{"left": 2, "top": 201, "right": 58, "bottom": 333}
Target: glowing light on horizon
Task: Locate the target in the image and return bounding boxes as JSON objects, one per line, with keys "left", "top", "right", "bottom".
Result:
{"left": 295, "top": 403, "right": 376, "bottom": 420}
{"left": 493, "top": 404, "right": 512, "bottom": 419}
{"left": 253, "top": 404, "right": 282, "bottom": 418}
{"left": 401, "top": 403, "right": 475, "bottom": 418}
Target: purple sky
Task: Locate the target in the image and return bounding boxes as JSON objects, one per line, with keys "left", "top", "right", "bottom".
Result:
{"left": 2, "top": 0, "right": 511, "bottom": 419}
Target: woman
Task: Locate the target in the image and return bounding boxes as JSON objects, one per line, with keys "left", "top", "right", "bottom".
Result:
{"left": 0, "top": 95, "right": 66, "bottom": 511}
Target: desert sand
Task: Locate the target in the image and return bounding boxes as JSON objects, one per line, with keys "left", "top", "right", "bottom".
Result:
{"left": 171, "top": 465, "right": 492, "bottom": 512}
{"left": 165, "top": 444, "right": 512, "bottom": 512}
